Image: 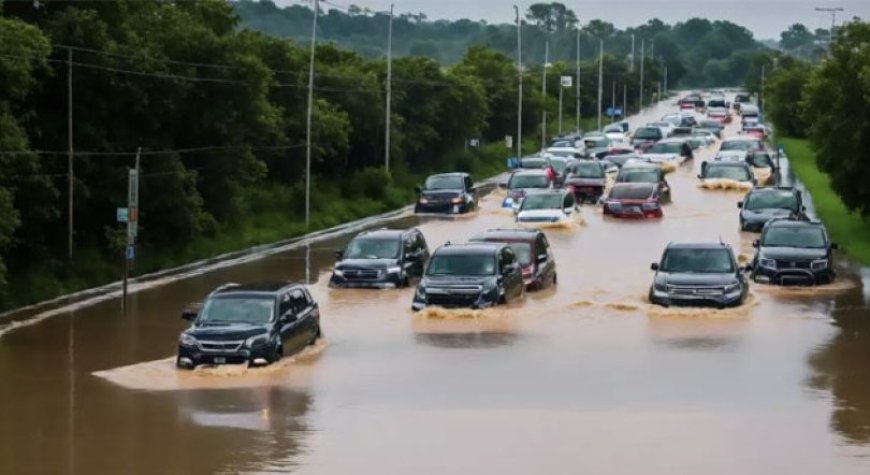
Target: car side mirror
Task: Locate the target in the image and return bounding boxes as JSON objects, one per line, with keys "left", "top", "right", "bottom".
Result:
{"left": 650, "top": 263, "right": 659, "bottom": 271}
{"left": 181, "top": 309, "right": 197, "bottom": 321}
{"left": 831, "top": 242, "right": 839, "bottom": 250}
{"left": 537, "top": 254, "right": 548, "bottom": 265}
{"left": 752, "top": 240, "right": 759, "bottom": 248}
{"left": 737, "top": 201, "right": 743, "bottom": 209}
{"left": 334, "top": 250, "right": 343, "bottom": 261}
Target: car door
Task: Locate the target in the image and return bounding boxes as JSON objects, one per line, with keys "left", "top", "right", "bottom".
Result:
{"left": 285, "top": 288, "right": 314, "bottom": 351}
{"left": 501, "top": 248, "right": 523, "bottom": 300}
{"left": 401, "top": 234, "right": 418, "bottom": 279}
{"left": 277, "top": 292, "right": 296, "bottom": 348}
{"left": 535, "top": 234, "right": 555, "bottom": 286}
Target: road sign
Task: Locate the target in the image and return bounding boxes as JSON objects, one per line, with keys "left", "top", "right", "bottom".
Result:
{"left": 606, "top": 107, "right": 624, "bottom": 117}
{"left": 127, "top": 169, "right": 139, "bottom": 244}
{"left": 116, "top": 207, "right": 128, "bottom": 223}
{"left": 560, "top": 76, "right": 573, "bottom": 88}
{"left": 126, "top": 245, "right": 135, "bottom": 261}
{"left": 505, "top": 135, "right": 513, "bottom": 149}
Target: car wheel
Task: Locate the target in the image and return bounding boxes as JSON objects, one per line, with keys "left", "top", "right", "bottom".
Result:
{"left": 270, "top": 345, "right": 283, "bottom": 364}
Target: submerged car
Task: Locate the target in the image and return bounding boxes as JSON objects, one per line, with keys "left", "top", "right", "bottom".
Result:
{"left": 563, "top": 160, "right": 609, "bottom": 203}
{"left": 411, "top": 243, "right": 524, "bottom": 310}
{"left": 177, "top": 282, "right": 321, "bottom": 369}
{"left": 617, "top": 161, "right": 672, "bottom": 202}
{"left": 502, "top": 170, "right": 553, "bottom": 209}
{"left": 515, "top": 189, "right": 577, "bottom": 223}
{"left": 642, "top": 138, "right": 694, "bottom": 164}
{"left": 631, "top": 126, "right": 664, "bottom": 152}
{"left": 470, "top": 228, "right": 557, "bottom": 290}
{"left": 697, "top": 120, "right": 724, "bottom": 138}
{"left": 415, "top": 173, "right": 477, "bottom": 214}
{"left": 649, "top": 242, "right": 748, "bottom": 308}
{"left": 330, "top": 228, "right": 429, "bottom": 288}
{"left": 738, "top": 187, "right": 804, "bottom": 232}
{"left": 750, "top": 219, "right": 837, "bottom": 285}
{"left": 699, "top": 161, "right": 756, "bottom": 186}
{"left": 603, "top": 183, "right": 663, "bottom": 219}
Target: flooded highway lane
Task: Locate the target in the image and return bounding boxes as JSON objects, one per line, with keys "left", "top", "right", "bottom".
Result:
{"left": 2, "top": 99, "right": 870, "bottom": 474}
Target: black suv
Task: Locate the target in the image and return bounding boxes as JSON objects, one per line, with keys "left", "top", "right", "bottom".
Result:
{"left": 412, "top": 243, "right": 524, "bottom": 311}
{"left": 738, "top": 187, "right": 804, "bottom": 232}
{"left": 470, "top": 228, "right": 557, "bottom": 290}
{"left": 749, "top": 219, "right": 838, "bottom": 285}
{"left": 177, "top": 282, "right": 321, "bottom": 369}
{"left": 649, "top": 242, "right": 748, "bottom": 308}
{"left": 330, "top": 228, "right": 429, "bottom": 288}
{"left": 415, "top": 173, "right": 477, "bottom": 214}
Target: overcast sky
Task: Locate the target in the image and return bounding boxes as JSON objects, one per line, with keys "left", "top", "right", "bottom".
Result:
{"left": 277, "top": 0, "right": 866, "bottom": 39}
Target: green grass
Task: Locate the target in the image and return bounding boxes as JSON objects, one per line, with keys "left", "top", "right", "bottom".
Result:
{"left": 781, "top": 137, "right": 870, "bottom": 266}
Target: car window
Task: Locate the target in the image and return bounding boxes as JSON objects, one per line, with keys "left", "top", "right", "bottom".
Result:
{"left": 465, "top": 176, "right": 474, "bottom": 191}
{"left": 403, "top": 236, "right": 415, "bottom": 256}
{"left": 569, "top": 162, "right": 605, "bottom": 178}
{"left": 200, "top": 296, "right": 274, "bottom": 324}
{"left": 424, "top": 175, "right": 464, "bottom": 190}
{"left": 345, "top": 237, "right": 400, "bottom": 259}
{"left": 289, "top": 288, "right": 308, "bottom": 313}
{"left": 415, "top": 232, "right": 427, "bottom": 253}
{"left": 563, "top": 193, "right": 574, "bottom": 209}
{"left": 508, "top": 174, "right": 549, "bottom": 189}
{"left": 278, "top": 293, "right": 293, "bottom": 316}
{"left": 618, "top": 169, "right": 659, "bottom": 183}
{"left": 706, "top": 165, "right": 751, "bottom": 181}
{"left": 762, "top": 226, "right": 826, "bottom": 248}
{"left": 745, "top": 190, "right": 798, "bottom": 210}
{"left": 535, "top": 235, "right": 547, "bottom": 257}
{"left": 520, "top": 194, "right": 562, "bottom": 211}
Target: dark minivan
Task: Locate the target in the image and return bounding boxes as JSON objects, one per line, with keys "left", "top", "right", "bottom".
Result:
{"left": 415, "top": 173, "right": 478, "bottom": 214}
{"left": 177, "top": 282, "right": 321, "bottom": 369}
{"left": 330, "top": 228, "right": 429, "bottom": 288}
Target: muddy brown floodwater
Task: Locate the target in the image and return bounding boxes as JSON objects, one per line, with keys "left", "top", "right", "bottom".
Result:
{"left": 2, "top": 98, "right": 870, "bottom": 474}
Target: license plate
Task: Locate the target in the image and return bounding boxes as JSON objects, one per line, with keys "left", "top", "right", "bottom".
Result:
{"left": 453, "top": 205, "right": 460, "bottom": 213}
{"left": 628, "top": 206, "right": 641, "bottom": 213}
{"left": 213, "top": 357, "right": 226, "bottom": 364}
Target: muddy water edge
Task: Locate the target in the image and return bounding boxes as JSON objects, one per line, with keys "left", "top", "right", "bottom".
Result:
{"left": 1, "top": 98, "right": 870, "bottom": 474}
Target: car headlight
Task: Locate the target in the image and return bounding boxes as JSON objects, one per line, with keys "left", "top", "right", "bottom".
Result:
{"left": 333, "top": 268, "right": 344, "bottom": 277}
{"left": 415, "top": 285, "right": 426, "bottom": 299}
{"left": 386, "top": 266, "right": 402, "bottom": 274}
{"left": 450, "top": 196, "right": 463, "bottom": 204}
{"left": 759, "top": 258, "right": 777, "bottom": 269}
{"left": 180, "top": 333, "right": 197, "bottom": 346}
{"left": 811, "top": 259, "right": 829, "bottom": 270}
{"left": 245, "top": 334, "right": 270, "bottom": 348}
{"left": 418, "top": 197, "right": 429, "bottom": 204}
{"left": 723, "top": 283, "right": 740, "bottom": 293}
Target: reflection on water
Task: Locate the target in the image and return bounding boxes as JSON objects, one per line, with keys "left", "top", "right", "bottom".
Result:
{"left": 414, "top": 331, "right": 520, "bottom": 349}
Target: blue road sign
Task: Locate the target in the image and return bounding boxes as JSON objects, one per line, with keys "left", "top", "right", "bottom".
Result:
{"left": 117, "top": 207, "right": 129, "bottom": 223}
{"left": 126, "top": 245, "right": 135, "bottom": 261}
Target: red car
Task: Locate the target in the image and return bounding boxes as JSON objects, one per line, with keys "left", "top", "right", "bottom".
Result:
{"left": 603, "top": 183, "right": 663, "bottom": 219}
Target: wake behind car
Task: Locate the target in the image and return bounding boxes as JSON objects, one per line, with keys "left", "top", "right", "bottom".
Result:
{"left": 177, "top": 282, "right": 321, "bottom": 369}
{"left": 738, "top": 187, "right": 804, "bottom": 232}
{"left": 649, "top": 242, "right": 748, "bottom": 308}
{"left": 330, "top": 228, "right": 429, "bottom": 288}
{"left": 412, "top": 243, "right": 524, "bottom": 311}
{"left": 470, "top": 228, "right": 557, "bottom": 289}
{"left": 750, "top": 219, "right": 837, "bottom": 285}
{"left": 515, "top": 189, "right": 577, "bottom": 223}
{"left": 502, "top": 169, "right": 552, "bottom": 209}
{"left": 415, "top": 173, "right": 477, "bottom": 214}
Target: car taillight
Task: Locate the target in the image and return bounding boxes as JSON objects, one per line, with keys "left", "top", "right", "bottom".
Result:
{"left": 522, "top": 266, "right": 534, "bottom": 278}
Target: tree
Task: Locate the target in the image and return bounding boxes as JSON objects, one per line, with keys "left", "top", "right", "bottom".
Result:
{"left": 764, "top": 60, "right": 811, "bottom": 137}
{"left": 526, "top": 2, "right": 578, "bottom": 33}
{"left": 780, "top": 23, "right": 814, "bottom": 51}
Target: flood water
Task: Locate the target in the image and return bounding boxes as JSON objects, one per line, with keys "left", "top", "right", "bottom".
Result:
{"left": 2, "top": 98, "right": 870, "bottom": 474}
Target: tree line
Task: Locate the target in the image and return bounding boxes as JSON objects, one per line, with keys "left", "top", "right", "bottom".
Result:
{"left": 0, "top": 0, "right": 665, "bottom": 310}
{"left": 749, "top": 21, "right": 870, "bottom": 217}
{"left": 234, "top": 0, "right": 768, "bottom": 87}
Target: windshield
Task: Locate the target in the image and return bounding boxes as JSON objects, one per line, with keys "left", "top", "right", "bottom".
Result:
{"left": 520, "top": 194, "right": 563, "bottom": 211}
{"left": 345, "top": 238, "right": 399, "bottom": 259}
{"left": 584, "top": 137, "right": 608, "bottom": 148}
{"left": 549, "top": 160, "right": 568, "bottom": 173}
{"left": 521, "top": 158, "right": 548, "bottom": 169}
{"left": 198, "top": 296, "right": 274, "bottom": 324}
{"left": 705, "top": 165, "right": 751, "bottom": 181}
{"left": 746, "top": 190, "right": 798, "bottom": 211}
{"left": 610, "top": 185, "right": 654, "bottom": 200}
{"left": 634, "top": 127, "right": 660, "bottom": 140}
{"left": 425, "top": 175, "right": 464, "bottom": 190}
{"left": 762, "top": 226, "right": 826, "bottom": 248}
{"left": 509, "top": 174, "right": 549, "bottom": 189}
{"left": 427, "top": 253, "right": 496, "bottom": 276}
{"left": 721, "top": 140, "right": 759, "bottom": 151}
{"left": 661, "top": 248, "right": 734, "bottom": 273}
{"left": 708, "top": 100, "right": 726, "bottom": 108}
{"left": 570, "top": 163, "right": 604, "bottom": 178}
{"left": 618, "top": 169, "right": 659, "bottom": 183}
{"left": 649, "top": 142, "right": 682, "bottom": 154}
{"left": 700, "top": 121, "right": 722, "bottom": 128}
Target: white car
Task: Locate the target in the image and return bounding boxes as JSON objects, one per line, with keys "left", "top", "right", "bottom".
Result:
{"left": 714, "top": 150, "right": 748, "bottom": 162}
{"left": 641, "top": 138, "right": 692, "bottom": 164}
{"left": 515, "top": 190, "right": 577, "bottom": 223}
{"left": 661, "top": 113, "right": 683, "bottom": 126}
{"left": 603, "top": 125, "right": 626, "bottom": 143}
{"left": 691, "top": 129, "right": 718, "bottom": 145}
{"left": 544, "top": 146, "right": 584, "bottom": 159}
{"left": 646, "top": 121, "right": 675, "bottom": 138}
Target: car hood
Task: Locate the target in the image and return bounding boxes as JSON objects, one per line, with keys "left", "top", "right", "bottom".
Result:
{"left": 336, "top": 258, "right": 397, "bottom": 270}
{"left": 422, "top": 275, "right": 495, "bottom": 288}
{"left": 565, "top": 177, "right": 606, "bottom": 187}
{"left": 657, "top": 272, "right": 738, "bottom": 287}
{"left": 187, "top": 323, "right": 270, "bottom": 340}
{"left": 759, "top": 246, "right": 827, "bottom": 261}
{"left": 517, "top": 209, "right": 564, "bottom": 221}
{"left": 741, "top": 208, "right": 795, "bottom": 222}
{"left": 642, "top": 153, "right": 679, "bottom": 163}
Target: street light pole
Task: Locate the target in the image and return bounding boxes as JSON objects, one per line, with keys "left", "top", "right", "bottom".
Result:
{"left": 67, "top": 47, "right": 74, "bottom": 260}
{"left": 815, "top": 6, "right": 844, "bottom": 54}
{"left": 630, "top": 33, "right": 635, "bottom": 73}
{"left": 384, "top": 4, "right": 394, "bottom": 174}
{"left": 541, "top": 37, "right": 549, "bottom": 150}
{"left": 639, "top": 39, "right": 645, "bottom": 110}
{"left": 597, "top": 39, "right": 603, "bottom": 130}
{"left": 575, "top": 28, "right": 580, "bottom": 133}
{"left": 305, "top": 0, "right": 319, "bottom": 228}
{"left": 515, "top": 5, "right": 523, "bottom": 160}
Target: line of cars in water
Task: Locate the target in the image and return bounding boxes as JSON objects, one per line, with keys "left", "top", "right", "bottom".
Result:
{"left": 173, "top": 91, "right": 839, "bottom": 368}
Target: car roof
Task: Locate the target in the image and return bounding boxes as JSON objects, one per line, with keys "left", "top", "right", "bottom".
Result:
{"left": 355, "top": 228, "right": 408, "bottom": 239}
{"left": 622, "top": 161, "right": 659, "bottom": 170}
{"left": 211, "top": 281, "right": 301, "bottom": 296}
{"left": 428, "top": 172, "right": 469, "bottom": 179}
{"left": 749, "top": 186, "right": 796, "bottom": 194}
{"left": 471, "top": 228, "right": 541, "bottom": 242}
{"left": 723, "top": 136, "right": 760, "bottom": 142}
{"left": 766, "top": 218, "right": 824, "bottom": 229}
{"left": 666, "top": 241, "right": 734, "bottom": 251}
{"left": 434, "top": 242, "right": 502, "bottom": 255}
{"left": 511, "top": 169, "right": 549, "bottom": 176}
{"left": 612, "top": 182, "right": 656, "bottom": 191}
{"left": 708, "top": 161, "right": 750, "bottom": 168}
{"left": 657, "top": 137, "right": 688, "bottom": 144}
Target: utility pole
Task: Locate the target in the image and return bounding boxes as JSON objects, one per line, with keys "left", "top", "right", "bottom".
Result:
{"left": 305, "top": 0, "right": 319, "bottom": 228}
{"left": 623, "top": 83, "right": 627, "bottom": 119}
{"left": 664, "top": 66, "right": 668, "bottom": 95}
{"left": 760, "top": 64, "right": 766, "bottom": 116}
{"left": 123, "top": 147, "right": 141, "bottom": 315}
{"left": 639, "top": 39, "right": 645, "bottom": 110}
{"left": 575, "top": 29, "right": 580, "bottom": 133}
{"left": 597, "top": 39, "right": 603, "bottom": 130}
{"left": 611, "top": 80, "right": 616, "bottom": 123}
{"left": 630, "top": 33, "right": 635, "bottom": 73}
{"left": 384, "top": 3, "right": 393, "bottom": 174}
{"left": 541, "top": 37, "right": 549, "bottom": 150}
{"left": 67, "top": 48, "right": 74, "bottom": 261}
{"left": 558, "top": 78, "right": 564, "bottom": 134}
{"left": 815, "top": 6, "right": 844, "bottom": 54}
{"left": 515, "top": 5, "right": 523, "bottom": 160}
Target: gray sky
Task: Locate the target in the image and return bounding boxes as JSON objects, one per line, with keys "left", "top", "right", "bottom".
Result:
{"left": 279, "top": 0, "right": 866, "bottom": 39}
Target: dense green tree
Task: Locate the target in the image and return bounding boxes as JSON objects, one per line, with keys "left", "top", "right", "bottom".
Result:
{"left": 526, "top": 3, "right": 578, "bottom": 34}
{"left": 762, "top": 58, "right": 811, "bottom": 137}
{"left": 780, "top": 23, "right": 814, "bottom": 51}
